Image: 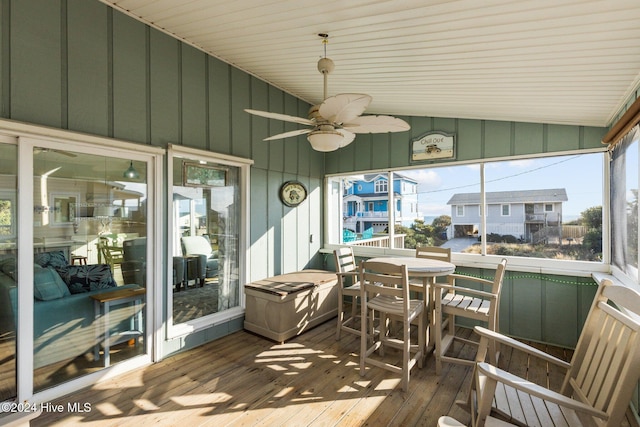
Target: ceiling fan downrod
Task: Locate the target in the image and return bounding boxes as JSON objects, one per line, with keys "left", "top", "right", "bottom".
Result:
{"left": 317, "top": 33, "right": 334, "bottom": 101}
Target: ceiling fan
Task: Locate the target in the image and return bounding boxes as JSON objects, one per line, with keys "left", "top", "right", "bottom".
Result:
{"left": 245, "top": 35, "right": 410, "bottom": 152}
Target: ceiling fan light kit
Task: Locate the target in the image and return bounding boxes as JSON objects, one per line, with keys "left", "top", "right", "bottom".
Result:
{"left": 308, "top": 129, "right": 344, "bottom": 152}
{"left": 245, "top": 35, "right": 409, "bottom": 152}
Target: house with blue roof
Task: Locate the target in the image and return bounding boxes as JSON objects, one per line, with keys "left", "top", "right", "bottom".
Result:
{"left": 343, "top": 173, "right": 420, "bottom": 234}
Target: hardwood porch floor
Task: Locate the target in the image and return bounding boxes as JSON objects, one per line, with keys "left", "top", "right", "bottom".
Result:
{"left": 31, "top": 319, "right": 637, "bottom": 427}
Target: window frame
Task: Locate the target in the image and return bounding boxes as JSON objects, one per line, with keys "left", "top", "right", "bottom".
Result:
{"left": 13, "top": 128, "right": 163, "bottom": 404}
{"left": 166, "top": 144, "right": 253, "bottom": 339}
{"left": 610, "top": 126, "right": 640, "bottom": 288}
{"left": 324, "top": 148, "right": 610, "bottom": 277}
{"left": 375, "top": 179, "right": 388, "bottom": 193}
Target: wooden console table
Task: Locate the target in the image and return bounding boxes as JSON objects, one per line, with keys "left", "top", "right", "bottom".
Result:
{"left": 91, "top": 287, "right": 146, "bottom": 367}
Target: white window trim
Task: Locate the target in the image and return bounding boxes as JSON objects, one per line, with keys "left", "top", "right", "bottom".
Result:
{"left": 166, "top": 144, "right": 253, "bottom": 340}
{"left": 324, "top": 147, "right": 610, "bottom": 277}
{"left": 375, "top": 179, "right": 388, "bottom": 193}
{"left": 8, "top": 121, "right": 163, "bottom": 405}
{"left": 456, "top": 205, "right": 464, "bottom": 217}
{"left": 501, "top": 204, "right": 511, "bottom": 216}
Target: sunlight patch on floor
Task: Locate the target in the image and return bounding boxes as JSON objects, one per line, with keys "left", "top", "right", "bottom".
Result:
{"left": 94, "top": 371, "right": 145, "bottom": 389}
{"left": 290, "top": 362, "right": 312, "bottom": 370}
{"left": 273, "top": 386, "right": 294, "bottom": 398}
{"left": 258, "top": 355, "right": 307, "bottom": 363}
{"left": 133, "top": 399, "right": 160, "bottom": 411}
{"left": 376, "top": 378, "right": 401, "bottom": 390}
{"left": 171, "top": 393, "right": 231, "bottom": 406}
{"left": 318, "top": 354, "right": 338, "bottom": 359}
{"left": 94, "top": 401, "right": 123, "bottom": 416}
{"left": 266, "top": 363, "right": 288, "bottom": 371}
{"left": 337, "top": 384, "right": 360, "bottom": 393}
{"left": 257, "top": 348, "right": 321, "bottom": 358}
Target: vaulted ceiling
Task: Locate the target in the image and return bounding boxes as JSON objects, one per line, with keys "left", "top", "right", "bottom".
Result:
{"left": 101, "top": 0, "right": 640, "bottom": 128}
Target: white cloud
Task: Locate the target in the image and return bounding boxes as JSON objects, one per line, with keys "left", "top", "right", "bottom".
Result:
{"left": 507, "top": 159, "right": 535, "bottom": 168}
{"left": 405, "top": 169, "right": 442, "bottom": 191}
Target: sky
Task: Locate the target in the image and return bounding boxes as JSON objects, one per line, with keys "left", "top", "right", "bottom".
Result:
{"left": 397, "top": 152, "right": 605, "bottom": 220}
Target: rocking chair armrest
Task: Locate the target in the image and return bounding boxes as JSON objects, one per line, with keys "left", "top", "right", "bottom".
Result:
{"left": 433, "top": 283, "right": 498, "bottom": 300}
{"left": 475, "top": 326, "right": 570, "bottom": 369}
{"left": 477, "top": 362, "right": 608, "bottom": 421}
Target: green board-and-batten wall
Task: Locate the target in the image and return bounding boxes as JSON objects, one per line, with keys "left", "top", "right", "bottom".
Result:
{"left": 0, "top": 0, "right": 322, "bottom": 353}
{"left": 325, "top": 116, "right": 606, "bottom": 174}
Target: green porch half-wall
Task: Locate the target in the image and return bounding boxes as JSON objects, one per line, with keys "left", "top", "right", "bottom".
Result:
{"left": 322, "top": 254, "right": 598, "bottom": 349}
{"left": 1, "top": 0, "right": 610, "bottom": 355}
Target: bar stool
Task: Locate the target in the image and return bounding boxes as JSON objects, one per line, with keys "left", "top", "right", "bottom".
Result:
{"left": 71, "top": 255, "right": 88, "bottom": 265}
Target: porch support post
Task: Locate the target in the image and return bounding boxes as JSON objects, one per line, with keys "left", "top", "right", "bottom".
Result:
{"left": 388, "top": 171, "right": 395, "bottom": 248}
{"left": 480, "top": 164, "right": 487, "bottom": 255}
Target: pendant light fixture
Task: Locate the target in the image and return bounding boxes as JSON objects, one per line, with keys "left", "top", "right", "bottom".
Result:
{"left": 123, "top": 160, "right": 140, "bottom": 179}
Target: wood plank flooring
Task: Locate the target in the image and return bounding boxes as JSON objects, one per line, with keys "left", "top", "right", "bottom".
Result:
{"left": 30, "top": 320, "right": 638, "bottom": 427}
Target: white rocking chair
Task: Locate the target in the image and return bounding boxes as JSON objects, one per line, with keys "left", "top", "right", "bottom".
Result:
{"left": 462, "top": 278, "right": 640, "bottom": 427}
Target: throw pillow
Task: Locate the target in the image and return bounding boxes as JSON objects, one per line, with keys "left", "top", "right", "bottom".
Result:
{"left": 56, "top": 264, "right": 118, "bottom": 294}
{"left": 34, "top": 267, "right": 71, "bottom": 301}
{"left": 34, "top": 251, "right": 68, "bottom": 269}
{"left": 0, "top": 257, "right": 17, "bottom": 279}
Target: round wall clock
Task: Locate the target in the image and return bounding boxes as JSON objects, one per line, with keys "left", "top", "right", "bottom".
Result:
{"left": 279, "top": 181, "right": 307, "bottom": 207}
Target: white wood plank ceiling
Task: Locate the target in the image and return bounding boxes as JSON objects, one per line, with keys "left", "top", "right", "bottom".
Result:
{"left": 101, "top": 0, "right": 640, "bottom": 127}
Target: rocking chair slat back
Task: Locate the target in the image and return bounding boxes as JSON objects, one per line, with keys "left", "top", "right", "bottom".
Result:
{"left": 563, "top": 282, "right": 640, "bottom": 425}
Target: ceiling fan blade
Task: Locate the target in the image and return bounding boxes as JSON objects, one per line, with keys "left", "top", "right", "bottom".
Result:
{"left": 319, "top": 93, "right": 372, "bottom": 124}
{"left": 342, "top": 115, "right": 410, "bottom": 134}
{"left": 245, "top": 109, "right": 314, "bottom": 126}
{"left": 263, "top": 128, "right": 312, "bottom": 141}
{"left": 56, "top": 150, "right": 78, "bottom": 157}
{"left": 34, "top": 148, "right": 77, "bottom": 157}
{"left": 336, "top": 129, "right": 356, "bottom": 148}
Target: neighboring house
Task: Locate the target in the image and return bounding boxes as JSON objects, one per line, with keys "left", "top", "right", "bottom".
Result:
{"left": 447, "top": 188, "right": 568, "bottom": 243}
{"left": 343, "top": 173, "right": 420, "bottom": 234}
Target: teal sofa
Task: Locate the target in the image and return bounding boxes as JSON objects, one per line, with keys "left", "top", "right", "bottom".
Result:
{"left": 0, "top": 252, "right": 142, "bottom": 369}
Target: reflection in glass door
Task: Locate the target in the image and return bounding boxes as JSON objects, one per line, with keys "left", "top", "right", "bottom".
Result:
{"left": 32, "top": 146, "right": 148, "bottom": 392}
{"left": 0, "top": 143, "right": 17, "bottom": 401}
{"left": 170, "top": 152, "right": 244, "bottom": 325}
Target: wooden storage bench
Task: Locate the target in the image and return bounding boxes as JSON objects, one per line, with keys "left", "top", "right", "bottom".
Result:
{"left": 244, "top": 269, "right": 338, "bottom": 343}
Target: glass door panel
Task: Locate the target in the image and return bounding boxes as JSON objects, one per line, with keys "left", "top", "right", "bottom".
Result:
{"left": 32, "top": 147, "right": 148, "bottom": 391}
{"left": 0, "top": 143, "right": 17, "bottom": 401}
{"left": 171, "top": 155, "right": 241, "bottom": 324}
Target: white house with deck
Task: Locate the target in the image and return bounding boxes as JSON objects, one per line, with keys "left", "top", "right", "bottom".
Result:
{"left": 447, "top": 188, "right": 568, "bottom": 243}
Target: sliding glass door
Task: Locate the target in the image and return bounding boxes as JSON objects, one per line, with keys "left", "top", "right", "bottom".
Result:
{"left": 0, "top": 134, "right": 160, "bottom": 407}
{"left": 30, "top": 143, "right": 150, "bottom": 391}
{"left": 0, "top": 141, "right": 17, "bottom": 402}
